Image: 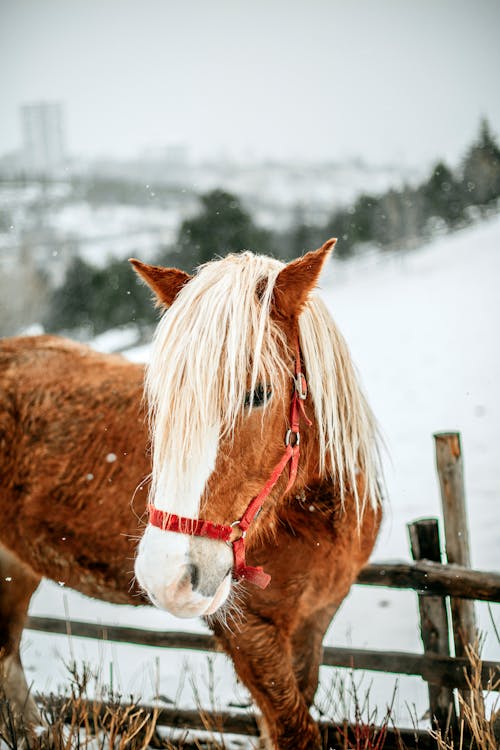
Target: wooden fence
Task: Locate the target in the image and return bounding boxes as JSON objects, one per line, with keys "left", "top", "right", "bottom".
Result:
{"left": 26, "top": 433, "right": 500, "bottom": 748}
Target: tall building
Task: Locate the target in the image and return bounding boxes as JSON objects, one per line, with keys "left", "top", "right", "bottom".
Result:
{"left": 21, "top": 101, "right": 67, "bottom": 175}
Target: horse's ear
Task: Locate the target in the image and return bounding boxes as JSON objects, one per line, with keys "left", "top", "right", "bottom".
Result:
{"left": 129, "top": 259, "right": 192, "bottom": 308}
{"left": 272, "top": 238, "right": 336, "bottom": 319}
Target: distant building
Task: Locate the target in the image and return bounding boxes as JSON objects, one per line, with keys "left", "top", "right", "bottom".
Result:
{"left": 21, "top": 101, "right": 67, "bottom": 175}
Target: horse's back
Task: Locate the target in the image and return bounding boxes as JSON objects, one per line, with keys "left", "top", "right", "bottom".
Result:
{"left": 1, "top": 333, "right": 88, "bottom": 361}
{"left": 0, "top": 333, "right": 139, "bottom": 385}
{"left": 0, "top": 333, "right": 145, "bottom": 462}
{"left": 0, "top": 334, "right": 149, "bottom": 600}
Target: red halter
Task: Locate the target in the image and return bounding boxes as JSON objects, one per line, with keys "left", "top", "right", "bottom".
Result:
{"left": 147, "top": 341, "right": 312, "bottom": 590}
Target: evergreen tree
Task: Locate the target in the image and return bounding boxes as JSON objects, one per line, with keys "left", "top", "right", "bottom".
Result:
{"left": 324, "top": 208, "right": 356, "bottom": 258}
{"left": 173, "top": 189, "right": 272, "bottom": 271}
{"left": 325, "top": 195, "right": 381, "bottom": 258}
{"left": 462, "top": 119, "right": 500, "bottom": 207}
{"left": 44, "top": 257, "right": 97, "bottom": 332}
{"left": 285, "top": 205, "right": 326, "bottom": 259}
{"left": 91, "top": 258, "right": 156, "bottom": 332}
{"left": 420, "top": 161, "right": 464, "bottom": 225}
{"left": 44, "top": 257, "right": 156, "bottom": 335}
{"left": 352, "top": 194, "right": 379, "bottom": 244}
{"left": 322, "top": 120, "right": 499, "bottom": 257}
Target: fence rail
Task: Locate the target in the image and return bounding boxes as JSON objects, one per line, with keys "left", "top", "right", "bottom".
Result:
{"left": 357, "top": 560, "right": 500, "bottom": 601}
{"left": 26, "top": 610, "right": 500, "bottom": 692}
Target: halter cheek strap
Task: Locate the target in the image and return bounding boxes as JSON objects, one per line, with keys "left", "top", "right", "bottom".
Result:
{"left": 147, "top": 341, "right": 311, "bottom": 590}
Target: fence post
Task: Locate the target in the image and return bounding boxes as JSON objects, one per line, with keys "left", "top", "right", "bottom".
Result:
{"left": 434, "top": 432, "right": 477, "bottom": 652}
{"left": 408, "top": 518, "right": 456, "bottom": 733}
{"left": 434, "top": 432, "right": 477, "bottom": 716}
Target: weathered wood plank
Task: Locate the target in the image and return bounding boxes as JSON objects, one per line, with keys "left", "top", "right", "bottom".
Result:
{"left": 26, "top": 616, "right": 500, "bottom": 690}
{"left": 434, "top": 433, "right": 477, "bottom": 676}
{"left": 26, "top": 618, "right": 222, "bottom": 653}
{"left": 435, "top": 432, "right": 479, "bottom": 718}
{"left": 321, "top": 645, "right": 499, "bottom": 690}
{"left": 358, "top": 560, "right": 500, "bottom": 601}
{"left": 408, "top": 519, "right": 456, "bottom": 732}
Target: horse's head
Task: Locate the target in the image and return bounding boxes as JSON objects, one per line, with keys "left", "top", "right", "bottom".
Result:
{"left": 131, "top": 239, "right": 378, "bottom": 618}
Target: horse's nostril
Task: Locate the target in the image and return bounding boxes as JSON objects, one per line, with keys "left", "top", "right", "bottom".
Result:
{"left": 188, "top": 563, "right": 200, "bottom": 590}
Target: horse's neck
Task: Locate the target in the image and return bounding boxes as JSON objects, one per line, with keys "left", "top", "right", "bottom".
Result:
{"left": 295, "top": 425, "right": 362, "bottom": 525}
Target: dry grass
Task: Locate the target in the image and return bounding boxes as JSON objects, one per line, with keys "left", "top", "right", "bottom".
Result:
{"left": 429, "top": 641, "right": 500, "bottom": 750}
{"left": 315, "top": 670, "right": 414, "bottom": 750}
{"left": 1, "top": 660, "right": 401, "bottom": 750}
{"left": 1, "top": 645, "right": 499, "bottom": 750}
{"left": 0, "top": 660, "right": 239, "bottom": 750}
{"left": 0, "top": 662, "right": 159, "bottom": 750}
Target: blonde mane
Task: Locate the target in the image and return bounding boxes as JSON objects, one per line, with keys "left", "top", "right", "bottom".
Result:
{"left": 146, "top": 251, "right": 381, "bottom": 516}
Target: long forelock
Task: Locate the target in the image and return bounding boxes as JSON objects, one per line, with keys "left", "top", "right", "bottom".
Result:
{"left": 146, "top": 251, "right": 382, "bottom": 516}
{"left": 146, "top": 252, "right": 290, "bottom": 495}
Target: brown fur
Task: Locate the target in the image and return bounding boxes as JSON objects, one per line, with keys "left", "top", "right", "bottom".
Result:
{"left": 0, "top": 336, "right": 148, "bottom": 601}
{"left": 129, "top": 258, "right": 191, "bottom": 308}
{"left": 272, "top": 239, "right": 336, "bottom": 321}
{"left": 0, "top": 248, "right": 381, "bottom": 749}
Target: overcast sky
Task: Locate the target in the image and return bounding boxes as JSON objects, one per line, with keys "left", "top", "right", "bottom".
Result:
{"left": 1, "top": 0, "right": 499, "bottom": 168}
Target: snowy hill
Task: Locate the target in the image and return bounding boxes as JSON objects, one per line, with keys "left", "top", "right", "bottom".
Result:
{"left": 24, "top": 216, "right": 500, "bottom": 735}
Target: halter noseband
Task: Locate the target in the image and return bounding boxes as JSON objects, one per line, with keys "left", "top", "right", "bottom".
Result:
{"left": 147, "top": 341, "right": 311, "bottom": 590}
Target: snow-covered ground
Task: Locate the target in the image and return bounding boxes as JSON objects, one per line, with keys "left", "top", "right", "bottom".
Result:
{"left": 23, "top": 215, "right": 500, "bottom": 739}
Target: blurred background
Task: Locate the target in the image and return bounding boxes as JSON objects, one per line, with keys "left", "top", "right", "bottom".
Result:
{"left": 1, "top": 0, "right": 499, "bottom": 341}
{"left": 1, "top": 0, "right": 499, "bottom": 736}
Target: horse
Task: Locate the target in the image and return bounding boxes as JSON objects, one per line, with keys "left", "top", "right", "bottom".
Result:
{"left": 0, "top": 240, "right": 382, "bottom": 749}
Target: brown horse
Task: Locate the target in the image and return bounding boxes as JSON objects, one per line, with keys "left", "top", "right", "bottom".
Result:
{"left": 0, "top": 241, "right": 382, "bottom": 749}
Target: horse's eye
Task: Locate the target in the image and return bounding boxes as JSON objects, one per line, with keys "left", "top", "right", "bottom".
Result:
{"left": 244, "top": 385, "right": 272, "bottom": 409}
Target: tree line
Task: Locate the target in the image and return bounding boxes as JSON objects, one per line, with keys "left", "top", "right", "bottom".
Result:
{"left": 45, "top": 119, "right": 500, "bottom": 336}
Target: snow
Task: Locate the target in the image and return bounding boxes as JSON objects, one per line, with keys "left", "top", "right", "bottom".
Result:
{"left": 23, "top": 215, "right": 500, "bottom": 739}
{"left": 91, "top": 325, "right": 140, "bottom": 353}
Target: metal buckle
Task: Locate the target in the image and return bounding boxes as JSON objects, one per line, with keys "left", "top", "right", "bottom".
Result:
{"left": 293, "top": 372, "right": 307, "bottom": 400}
{"left": 226, "top": 519, "right": 246, "bottom": 546}
{"left": 285, "top": 429, "right": 300, "bottom": 447}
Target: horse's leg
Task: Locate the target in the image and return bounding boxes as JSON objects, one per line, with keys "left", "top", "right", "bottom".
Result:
{"left": 0, "top": 544, "right": 41, "bottom": 728}
{"left": 291, "top": 605, "right": 337, "bottom": 710}
{"left": 215, "top": 611, "right": 322, "bottom": 750}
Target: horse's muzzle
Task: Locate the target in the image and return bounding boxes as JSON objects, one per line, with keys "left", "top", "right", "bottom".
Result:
{"left": 134, "top": 525, "right": 233, "bottom": 617}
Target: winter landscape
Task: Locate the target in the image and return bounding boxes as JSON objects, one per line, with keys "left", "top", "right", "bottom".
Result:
{"left": 2, "top": 2, "right": 499, "bottom": 747}
{"left": 18, "top": 212, "right": 499, "bottom": 742}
